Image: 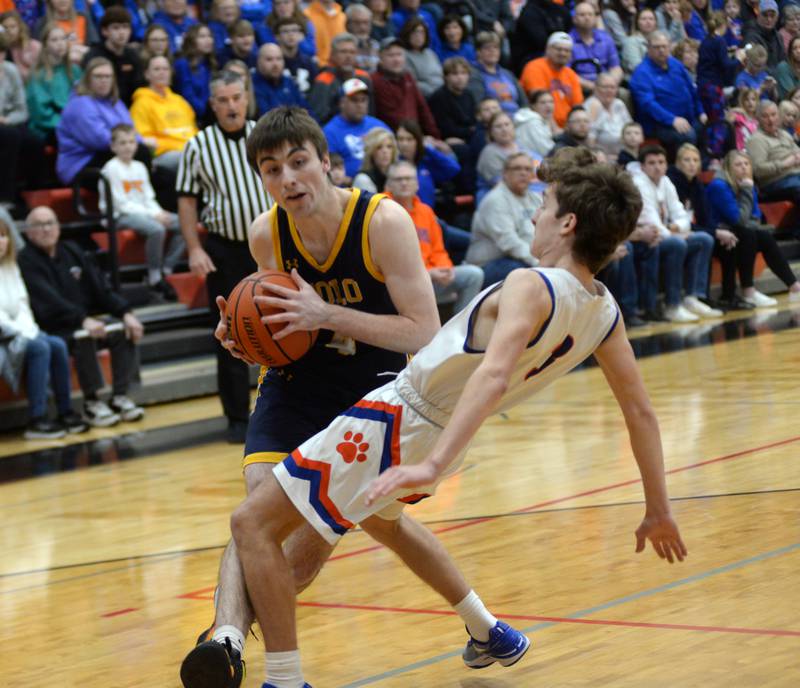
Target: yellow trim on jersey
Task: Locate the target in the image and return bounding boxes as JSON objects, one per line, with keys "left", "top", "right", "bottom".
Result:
{"left": 256, "top": 365, "right": 268, "bottom": 386}
{"left": 243, "top": 451, "right": 287, "bottom": 468}
{"left": 286, "top": 188, "right": 360, "bottom": 273}
{"left": 268, "top": 206, "right": 283, "bottom": 271}
{"left": 362, "top": 192, "right": 386, "bottom": 282}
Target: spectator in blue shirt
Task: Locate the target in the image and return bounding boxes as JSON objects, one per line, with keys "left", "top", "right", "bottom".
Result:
{"left": 683, "top": 0, "right": 710, "bottom": 42}
{"left": 252, "top": 43, "right": 309, "bottom": 115}
{"left": 218, "top": 19, "right": 258, "bottom": 69}
{"left": 238, "top": 0, "right": 272, "bottom": 26}
{"left": 569, "top": 1, "right": 622, "bottom": 95}
{"left": 151, "top": 0, "right": 198, "bottom": 52}
{"left": 396, "top": 118, "right": 460, "bottom": 208}
{"left": 469, "top": 30, "right": 526, "bottom": 116}
{"left": 256, "top": 0, "right": 318, "bottom": 59}
{"left": 207, "top": 0, "right": 240, "bottom": 59}
{"left": 274, "top": 17, "right": 318, "bottom": 96}
{"left": 322, "top": 78, "right": 391, "bottom": 179}
{"left": 734, "top": 44, "right": 778, "bottom": 100}
{"left": 435, "top": 15, "right": 477, "bottom": 66}
{"left": 630, "top": 31, "right": 707, "bottom": 158}
{"left": 173, "top": 23, "right": 217, "bottom": 122}
{"left": 391, "top": 0, "right": 441, "bottom": 53}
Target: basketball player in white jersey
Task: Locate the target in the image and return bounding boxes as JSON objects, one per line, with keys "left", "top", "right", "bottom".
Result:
{"left": 230, "top": 149, "right": 688, "bottom": 688}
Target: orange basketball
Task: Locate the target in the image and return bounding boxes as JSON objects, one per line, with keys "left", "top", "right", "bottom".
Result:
{"left": 226, "top": 270, "right": 318, "bottom": 367}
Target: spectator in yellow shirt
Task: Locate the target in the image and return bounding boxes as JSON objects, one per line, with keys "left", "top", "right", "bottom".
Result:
{"left": 130, "top": 53, "right": 198, "bottom": 174}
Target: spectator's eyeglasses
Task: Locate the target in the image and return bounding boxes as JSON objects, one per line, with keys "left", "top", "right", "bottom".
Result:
{"left": 27, "top": 220, "right": 58, "bottom": 230}
{"left": 507, "top": 166, "right": 534, "bottom": 173}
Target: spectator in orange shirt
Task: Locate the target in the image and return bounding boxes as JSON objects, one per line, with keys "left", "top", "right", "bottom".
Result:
{"left": 519, "top": 31, "right": 584, "bottom": 128}
{"left": 385, "top": 160, "right": 484, "bottom": 312}
{"left": 304, "top": 0, "right": 347, "bottom": 66}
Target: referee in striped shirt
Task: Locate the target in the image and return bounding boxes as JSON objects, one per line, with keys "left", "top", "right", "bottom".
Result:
{"left": 176, "top": 70, "right": 271, "bottom": 443}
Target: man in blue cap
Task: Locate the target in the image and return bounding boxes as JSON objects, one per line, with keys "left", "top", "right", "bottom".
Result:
{"left": 743, "top": 0, "right": 785, "bottom": 69}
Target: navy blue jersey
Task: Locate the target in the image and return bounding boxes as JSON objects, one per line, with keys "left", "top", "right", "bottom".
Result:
{"left": 265, "top": 188, "right": 407, "bottom": 399}
{"left": 244, "top": 189, "right": 408, "bottom": 465}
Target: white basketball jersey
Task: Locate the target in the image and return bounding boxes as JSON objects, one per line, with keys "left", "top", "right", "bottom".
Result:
{"left": 395, "top": 268, "right": 619, "bottom": 426}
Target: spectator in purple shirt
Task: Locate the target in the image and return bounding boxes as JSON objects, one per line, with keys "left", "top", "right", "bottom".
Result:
{"left": 569, "top": 1, "right": 623, "bottom": 95}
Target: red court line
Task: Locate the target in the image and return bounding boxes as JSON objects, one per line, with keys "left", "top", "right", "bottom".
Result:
{"left": 297, "top": 601, "right": 800, "bottom": 638}
{"left": 176, "top": 587, "right": 216, "bottom": 600}
{"left": 350, "top": 433, "right": 800, "bottom": 541}
{"left": 176, "top": 434, "right": 800, "bottom": 598}
{"left": 101, "top": 607, "right": 139, "bottom": 618}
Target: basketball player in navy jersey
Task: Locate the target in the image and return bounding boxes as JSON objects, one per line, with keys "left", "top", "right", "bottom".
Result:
{"left": 229, "top": 149, "right": 687, "bottom": 688}
{"left": 180, "top": 107, "right": 441, "bottom": 688}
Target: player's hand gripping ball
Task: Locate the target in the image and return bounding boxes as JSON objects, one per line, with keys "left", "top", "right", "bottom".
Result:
{"left": 226, "top": 270, "right": 318, "bottom": 366}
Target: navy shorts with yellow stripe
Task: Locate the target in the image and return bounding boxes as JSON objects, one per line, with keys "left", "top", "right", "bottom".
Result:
{"left": 243, "top": 368, "right": 363, "bottom": 469}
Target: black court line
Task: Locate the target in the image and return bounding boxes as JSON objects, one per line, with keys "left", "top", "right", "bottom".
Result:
{"left": 4, "top": 486, "right": 797, "bottom": 581}
{"left": 1, "top": 308, "right": 797, "bottom": 483}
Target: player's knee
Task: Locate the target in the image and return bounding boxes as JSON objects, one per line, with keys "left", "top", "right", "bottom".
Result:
{"left": 230, "top": 500, "right": 261, "bottom": 549}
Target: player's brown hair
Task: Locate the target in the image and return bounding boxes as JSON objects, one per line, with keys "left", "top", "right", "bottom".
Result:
{"left": 538, "top": 148, "right": 643, "bottom": 273}
{"left": 246, "top": 106, "right": 329, "bottom": 172}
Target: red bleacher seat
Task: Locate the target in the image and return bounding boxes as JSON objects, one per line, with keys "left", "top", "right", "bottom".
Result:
{"left": 166, "top": 272, "right": 208, "bottom": 309}
{"left": 21, "top": 188, "right": 93, "bottom": 223}
{"left": 697, "top": 170, "right": 715, "bottom": 185}
{"left": 91, "top": 229, "right": 147, "bottom": 265}
{"left": 760, "top": 201, "right": 795, "bottom": 229}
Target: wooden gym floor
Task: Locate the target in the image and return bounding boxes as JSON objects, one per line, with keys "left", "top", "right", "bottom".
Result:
{"left": 2, "top": 302, "right": 799, "bottom": 687}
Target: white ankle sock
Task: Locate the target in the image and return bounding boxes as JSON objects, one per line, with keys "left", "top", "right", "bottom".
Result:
{"left": 212, "top": 625, "right": 245, "bottom": 655}
{"left": 147, "top": 268, "right": 161, "bottom": 285}
{"left": 453, "top": 590, "right": 498, "bottom": 642}
{"left": 265, "top": 649, "right": 304, "bottom": 688}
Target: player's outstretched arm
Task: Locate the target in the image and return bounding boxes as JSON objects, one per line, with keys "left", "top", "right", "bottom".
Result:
{"left": 367, "top": 269, "right": 549, "bottom": 505}
{"left": 594, "top": 322, "right": 688, "bottom": 564}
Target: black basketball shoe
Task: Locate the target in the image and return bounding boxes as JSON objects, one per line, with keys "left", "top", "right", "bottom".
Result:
{"left": 180, "top": 630, "right": 244, "bottom": 688}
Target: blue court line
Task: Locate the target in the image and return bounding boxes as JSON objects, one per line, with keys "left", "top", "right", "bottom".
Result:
{"left": 338, "top": 541, "right": 800, "bottom": 687}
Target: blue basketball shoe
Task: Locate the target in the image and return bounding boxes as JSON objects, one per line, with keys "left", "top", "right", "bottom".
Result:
{"left": 462, "top": 621, "right": 531, "bottom": 669}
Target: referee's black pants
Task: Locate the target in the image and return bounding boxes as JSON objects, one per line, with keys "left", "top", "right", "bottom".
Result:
{"left": 205, "top": 234, "right": 257, "bottom": 424}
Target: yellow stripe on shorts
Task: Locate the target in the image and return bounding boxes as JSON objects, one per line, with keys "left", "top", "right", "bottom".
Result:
{"left": 242, "top": 451, "right": 287, "bottom": 469}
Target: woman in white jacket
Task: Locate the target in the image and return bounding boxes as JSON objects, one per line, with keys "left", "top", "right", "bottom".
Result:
{"left": 0, "top": 218, "right": 88, "bottom": 439}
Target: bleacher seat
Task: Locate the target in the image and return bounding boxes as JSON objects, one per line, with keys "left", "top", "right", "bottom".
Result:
{"left": 760, "top": 201, "right": 795, "bottom": 230}
{"left": 166, "top": 272, "right": 208, "bottom": 309}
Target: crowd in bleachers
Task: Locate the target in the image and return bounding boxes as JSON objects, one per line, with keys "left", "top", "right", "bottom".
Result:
{"left": 4, "top": 0, "right": 800, "bottom": 438}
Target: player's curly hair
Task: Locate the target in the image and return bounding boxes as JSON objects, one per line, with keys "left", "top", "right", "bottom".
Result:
{"left": 538, "top": 148, "right": 642, "bottom": 273}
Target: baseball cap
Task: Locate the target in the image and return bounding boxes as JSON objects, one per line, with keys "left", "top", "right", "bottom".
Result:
{"left": 760, "top": 0, "right": 778, "bottom": 12}
{"left": 546, "top": 31, "right": 573, "bottom": 49}
{"left": 341, "top": 78, "right": 369, "bottom": 97}
{"left": 379, "top": 36, "right": 403, "bottom": 52}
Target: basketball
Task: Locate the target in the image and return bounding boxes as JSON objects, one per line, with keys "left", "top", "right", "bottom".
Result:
{"left": 226, "top": 270, "right": 318, "bottom": 367}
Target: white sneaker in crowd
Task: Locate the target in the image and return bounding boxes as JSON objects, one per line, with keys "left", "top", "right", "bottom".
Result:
{"left": 110, "top": 395, "right": 145, "bottom": 422}
{"left": 664, "top": 305, "right": 700, "bottom": 323}
{"left": 743, "top": 291, "right": 778, "bottom": 307}
{"left": 84, "top": 399, "right": 121, "bottom": 427}
{"left": 683, "top": 296, "right": 723, "bottom": 318}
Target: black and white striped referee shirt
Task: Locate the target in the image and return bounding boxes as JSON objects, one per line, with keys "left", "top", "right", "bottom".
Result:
{"left": 176, "top": 120, "right": 271, "bottom": 242}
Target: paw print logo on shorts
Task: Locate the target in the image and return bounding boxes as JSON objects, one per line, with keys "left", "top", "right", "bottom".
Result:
{"left": 336, "top": 431, "right": 370, "bottom": 463}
